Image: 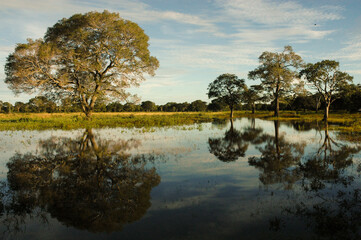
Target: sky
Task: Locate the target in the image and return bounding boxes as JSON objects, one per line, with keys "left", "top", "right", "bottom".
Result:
{"left": 1, "top": 0, "right": 361, "bottom": 104}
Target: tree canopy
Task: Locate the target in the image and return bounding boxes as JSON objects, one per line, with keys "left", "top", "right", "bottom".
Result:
{"left": 248, "top": 46, "right": 303, "bottom": 117}
{"left": 241, "top": 84, "right": 264, "bottom": 114}
{"left": 208, "top": 73, "right": 245, "bottom": 118}
{"left": 300, "top": 60, "right": 353, "bottom": 121}
{"left": 5, "top": 10, "right": 159, "bottom": 117}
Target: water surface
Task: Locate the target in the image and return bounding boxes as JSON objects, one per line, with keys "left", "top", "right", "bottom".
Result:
{"left": 0, "top": 118, "right": 360, "bottom": 240}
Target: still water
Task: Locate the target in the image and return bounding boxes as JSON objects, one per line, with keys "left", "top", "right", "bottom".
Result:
{"left": 0, "top": 118, "right": 360, "bottom": 240}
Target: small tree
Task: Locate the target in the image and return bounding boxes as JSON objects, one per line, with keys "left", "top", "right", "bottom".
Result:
{"left": 141, "top": 101, "right": 156, "bottom": 112}
{"left": 208, "top": 73, "right": 245, "bottom": 118}
{"left": 106, "top": 102, "right": 124, "bottom": 112}
{"left": 188, "top": 100, "right": 207, "bottom": 112}
{"left": 248, "top": 46, "right": 303, "bottom": 117}
{"left": 5, "top": 11, "right": 159, "bottom": 117}
{"left": 2, "top": 102, "right": 13, "bottom": 113}
{"left": 242, "top": 85, "right": 263, "bottom": 114}
{"left": 300, "top": 60, "right": 353, "bottom": 121}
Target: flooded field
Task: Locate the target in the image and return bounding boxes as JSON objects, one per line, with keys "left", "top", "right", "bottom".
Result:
{"left": 0, "top": 118, "right": 360, "bottom": 240}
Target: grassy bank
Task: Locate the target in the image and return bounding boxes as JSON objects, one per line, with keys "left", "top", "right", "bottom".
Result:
{"left": 263, "top": 111, "right": 361, "bottom": 132}
{"left": 0, "top": 111, "right": 360, "bottom": 132}
{"left": 0, "top": 111, "right": 252, "bottom": 130}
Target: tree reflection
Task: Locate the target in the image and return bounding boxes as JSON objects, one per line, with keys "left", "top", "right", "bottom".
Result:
{"left": 1, "top": 129, "right": 160, "bottom": 234}
{"left": 269, "top": 123, "right": 361, "bottom": 239}
{"left": 290, "top": 120, "right": 319, "bottom": 132}
{"left": 208, "top": 119, "right": 249, "bottom": 162}
{"left": 300, "top": 123, "right": 360, "bottom": 191}
{"left": 208, "top": 118, "right": 266, "bottom": 162}
{"left": 248, "top": 121, "right": 305, "bottom": 189}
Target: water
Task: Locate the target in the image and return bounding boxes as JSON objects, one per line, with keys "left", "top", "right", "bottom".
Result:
{"left": 0, "top": 118, "right": 360, "bottom": 240}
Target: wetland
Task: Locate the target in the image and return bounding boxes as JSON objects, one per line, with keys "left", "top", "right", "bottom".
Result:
{"left": 0, "top": 117, "right": 361, "bottom": 239}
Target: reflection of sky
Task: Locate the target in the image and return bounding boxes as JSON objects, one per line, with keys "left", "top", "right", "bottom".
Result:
{"left": 0, "top": 118, "right": 361, "bottom": 239}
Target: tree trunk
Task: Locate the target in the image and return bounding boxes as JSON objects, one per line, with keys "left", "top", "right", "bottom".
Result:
{"left": 323, "top": 101, "right": 330, "bottom": 121}
{"left": 230, "top": 107, "right": 234, "bottom": 119}
{"left": 85, "top": 109, "right": 93, "bottom": 118}
{"left": 316, "top": 96, "right": 321, "bottom": 113}
{"left": 274, "top": 96, "right": 279, "bottom": 117}
{"left": 252, "top": 103, "right": 255, "bottom": 114}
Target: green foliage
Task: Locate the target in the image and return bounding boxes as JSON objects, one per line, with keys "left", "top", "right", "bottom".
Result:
{"left": 207, "top": 98, "right": 228, "bottom": 111}
{"left": 208, "top": 73, "right": 245, "bottom": 117}
{"left": 249, "top": 46, "right": 303, "bottom": 117}
{"left": 106, "top": 102, "right": 124, "bottom": 112}
{"left": 188, "top": 100, "right": 207, "bottom": 112}
{"left": 333, "top": 84, "right": 361, "bottom": 112}
{"left": 162, "top": 102, "right": 190, "bottom": 112}
{"left": 28, "top": 96, "right": 57, "bottom": 112}
{"left": 5, "top": 11, "right": 159, "bottom": 117}
{"left": 242, "top": 85, "right": 264, "bottom": 113}
{"left": 141, "top": 101, "right": 157, "bottom": 112}
{"left": 300, "top": 60, "right": 353, "bottom": 120}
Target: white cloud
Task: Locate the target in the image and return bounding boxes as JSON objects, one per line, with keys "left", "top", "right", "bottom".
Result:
{"left": 1, "top": 0, "right": 343, "bottom": 43}
{"left": 0, "top": 0, "right": 221, "bottom": 36}
{"left": 216, "top": 0, "right": 343, "bottom": 26}
{"left": 0, "top": 45, "right": 13, "bottom": 56}
{"left": 346, "top": 70, "right": 361, "bottom": 76}
{"left": 232, "top": 27, "right": 334, "bottom": 43}
{"left": 214, "top": 0, "right": 343, "bottom": 44}
{"left": 333, "top": 34, "right": 361, "bottom": 61}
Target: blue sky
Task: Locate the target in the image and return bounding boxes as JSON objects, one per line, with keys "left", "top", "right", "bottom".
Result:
{"left": 1, "top": 0, "right": 361, "bottom": 104}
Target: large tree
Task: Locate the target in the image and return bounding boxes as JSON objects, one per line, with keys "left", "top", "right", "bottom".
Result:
{"left": 5, "top": 11, "right": 159, "bottom": 117}
{"left": 300, "top": 60, "right": 353, "bottom": 121}
{"left": 208, "top": 73, "right": 245, "bottom": 118}
{"left": 248, "top": 46, "right": 303, "bottom": 117}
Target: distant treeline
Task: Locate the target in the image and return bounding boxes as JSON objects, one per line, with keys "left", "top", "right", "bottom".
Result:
{"left": 1, "top": 83, "right": 361, "bottom": 114}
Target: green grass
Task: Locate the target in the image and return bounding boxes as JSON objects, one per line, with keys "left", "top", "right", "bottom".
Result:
{"left": 0, "top": 111, "right": 360, "bottom": 132}
{"left": 0, "top": 112, "right": 238, "bottom": 131}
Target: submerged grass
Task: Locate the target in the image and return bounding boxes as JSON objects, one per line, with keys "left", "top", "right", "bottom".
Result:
{"left": 0, "top": 111, "right": 360, "bottom": 132}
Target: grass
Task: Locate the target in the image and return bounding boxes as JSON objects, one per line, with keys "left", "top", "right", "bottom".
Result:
{"left": 0, "top": 111, "right": 360, "bottom": 132}
{"left": 0, "top": 111, "right": 241, "bottom": 131}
